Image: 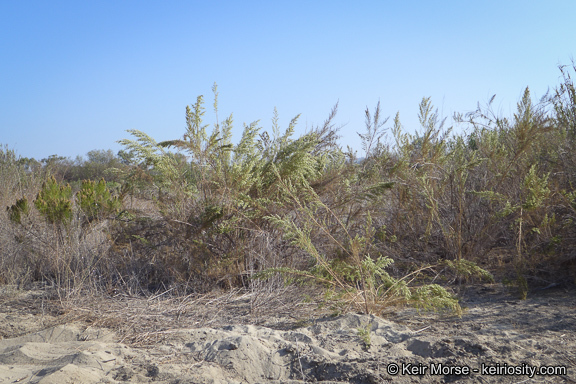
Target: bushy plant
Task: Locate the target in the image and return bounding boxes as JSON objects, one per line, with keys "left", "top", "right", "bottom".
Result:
{"left": 7, "top": 197, "right": 29, "bottom": 225}
{"left": 261, "top": 173, "right": 463, "bottom": 315}
{"left": 4, "top": 173, "right": 120, "bottom": 291}
{"left": 77, "top": 178, "right": 121, "bottom": 221}
{"left": 34, "top": 176, "right": 73, "bottom": 225}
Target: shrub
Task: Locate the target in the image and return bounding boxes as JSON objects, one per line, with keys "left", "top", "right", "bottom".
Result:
{"left": 77, "top": 179, "right": 121, "bottom": 221}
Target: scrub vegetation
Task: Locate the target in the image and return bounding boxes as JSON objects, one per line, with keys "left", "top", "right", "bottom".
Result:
{"left": 2, "top": 63, "right": 576, "bottom": 314}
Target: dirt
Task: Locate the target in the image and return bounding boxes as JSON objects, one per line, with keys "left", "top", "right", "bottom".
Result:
{"left": 0, "top": 284, "right": 575, "bottom": 383}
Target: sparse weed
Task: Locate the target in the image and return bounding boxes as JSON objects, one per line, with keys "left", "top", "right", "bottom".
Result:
{"left": 357, "top": 324, "right": 372, "bottom": 350}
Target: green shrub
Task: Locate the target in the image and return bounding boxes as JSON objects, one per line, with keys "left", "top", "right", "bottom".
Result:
{"left": 7, "top": 197, "right": 30, "bottom": 224}
{"left": 77, "top": 178, "right": 121, "bottom": 221}
{"left": 34, "top": 176, "right": 73, "bottom": 225}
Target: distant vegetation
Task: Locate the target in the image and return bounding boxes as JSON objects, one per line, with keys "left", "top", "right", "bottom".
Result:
{"left": 2, "top": 63, "right": 576, "bottom": 313}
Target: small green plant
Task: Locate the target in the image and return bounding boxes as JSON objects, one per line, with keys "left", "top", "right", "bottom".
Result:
{"left": 357, "top": 323, "right": 372, "bottom": 350}
{"left": 503, "top": 272, "right": 528, "bottom": 300}
{"left": 409, "top": 284, "right": 463, "bottom": 315}
{"left": 442, "top": 259, "right": 494, "bottom": 283}
{"left": 516, "top": 274, "right": 528, "bottom": 300}
{"left": 34, "top": 176, "right": 73, "bottom": 225}
{"left": 77, "top": 178, "right": 121, "bottom": 221}
{"left": 7, "top": 197, "right": 30, "bottom": 224}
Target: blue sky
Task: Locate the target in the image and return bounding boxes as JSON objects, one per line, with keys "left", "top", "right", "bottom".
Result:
{"left": 1, "top": 1, "right": 574, "bottom": 161}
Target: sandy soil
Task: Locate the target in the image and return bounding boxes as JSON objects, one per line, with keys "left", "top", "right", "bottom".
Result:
{"left": 0, "top": 284, "right": 575, "bottom": 384}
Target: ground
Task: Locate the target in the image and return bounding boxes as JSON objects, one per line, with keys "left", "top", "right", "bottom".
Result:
{"left": 0, "top": 284, "right": 575, "bottom": 383}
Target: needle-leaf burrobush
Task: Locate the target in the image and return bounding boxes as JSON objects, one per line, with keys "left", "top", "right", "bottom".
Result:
{"left": 7, "top": 197, "right": 29, "bottom": 225}
{"left": 77, "top": 179, "right": 122, "bottom": 221}
{"left": 34, "top": 176, "right": 73, "bottom": 225}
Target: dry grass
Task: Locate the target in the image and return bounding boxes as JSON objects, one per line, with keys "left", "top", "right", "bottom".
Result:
{"left": 0, "top": 283, "right": 325, "bottom": 346}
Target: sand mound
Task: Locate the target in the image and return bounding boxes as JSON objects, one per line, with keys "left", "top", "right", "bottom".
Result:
{"left": 175, "top": 314, "right": 411, "bottom": 383}
{"left": 0, "top": 315, "right": 411, "bottom": 383}
{"left": 0, "top": 324, "right": 127, "bottom": 384}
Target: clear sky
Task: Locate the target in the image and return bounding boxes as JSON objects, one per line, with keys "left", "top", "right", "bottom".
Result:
{"left": 1, "top": 1, "right": 574, "bottom": 161}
